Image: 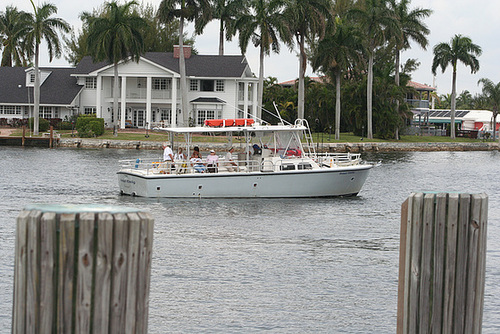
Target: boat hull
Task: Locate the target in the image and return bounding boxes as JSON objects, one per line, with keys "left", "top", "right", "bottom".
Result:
{"left": 117, "top": 165, "right": 372, "bottom": 198}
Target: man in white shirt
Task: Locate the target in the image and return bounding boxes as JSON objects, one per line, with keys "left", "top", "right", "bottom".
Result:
{"left": 162, "top": 142, "right": 174, "bottom": 172}
{"left": 225, "top": 147, "right": 237, "bottom": 172}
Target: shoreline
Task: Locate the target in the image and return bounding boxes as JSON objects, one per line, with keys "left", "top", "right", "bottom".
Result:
{"left": 57, "top": 138, "right": 500, "bottom": 152}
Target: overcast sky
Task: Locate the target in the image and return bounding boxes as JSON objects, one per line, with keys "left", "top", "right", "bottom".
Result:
{"left": 2, "top": 0, "right": 496, "bottom": 96}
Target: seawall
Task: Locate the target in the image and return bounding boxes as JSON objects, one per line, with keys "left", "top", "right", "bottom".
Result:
{"left": 58, "top": 138, "right": 500, "bottom": 152}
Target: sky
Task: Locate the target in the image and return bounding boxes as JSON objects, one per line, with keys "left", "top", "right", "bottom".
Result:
{"left": 2, "top": 0, "right": 498, "bottom": 96}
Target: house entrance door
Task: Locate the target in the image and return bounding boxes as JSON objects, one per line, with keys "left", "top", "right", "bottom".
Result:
{"left": 133, "top": 109, "right": 145, "bottom": 127}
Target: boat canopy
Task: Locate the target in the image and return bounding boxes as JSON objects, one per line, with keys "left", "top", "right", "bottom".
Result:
{"left": 155, "top": 123, "right": 308, "bottom": 134}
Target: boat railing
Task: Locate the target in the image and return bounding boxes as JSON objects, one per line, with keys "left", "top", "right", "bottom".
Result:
{"left": 119, "top": 158, "right": 262, "bottom": 175}
{"left": 308, "top": 153, "right": 362, "bottom": 166}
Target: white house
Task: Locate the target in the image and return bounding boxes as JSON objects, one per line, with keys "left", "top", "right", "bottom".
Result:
{"left": 0, "top": 46, "right": 259, "bottom": 129}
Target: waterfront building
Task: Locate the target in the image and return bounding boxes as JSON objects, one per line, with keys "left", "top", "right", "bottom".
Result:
{"left": 0, "top": 46, "right": 259, "bottom": 129}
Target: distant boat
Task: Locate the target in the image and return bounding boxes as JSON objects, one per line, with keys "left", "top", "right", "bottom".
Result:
{"left": 117, "top": 119, "right": 373, "bottom": 198}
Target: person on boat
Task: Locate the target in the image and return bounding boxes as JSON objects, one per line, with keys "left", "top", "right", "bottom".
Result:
{"left": 190, "top": 151, "right": 206, "bottom": 173}
{"left": 174, "top": 147, "right": 186, "bottom": 160}
{"left": 174, "top": 147, "right": 187, "bottom": 173}
{"left": 193, "top": 146, "right": 201, "bottom": 158}
{"left": 206, "top": 149, "right": 219, "bottom": 173}
{"left": 162, "top": 142, "right": 174, "bottom": 172}
{"left": 252, "top": 144, "right": 262, "bottom": 155}
{"left": 224, "top": 147, "right": 238, "bottom": 172}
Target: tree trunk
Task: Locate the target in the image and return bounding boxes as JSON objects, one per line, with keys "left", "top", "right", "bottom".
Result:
{"left": 367, "top": 51, "right": 374, "bottom": 139}
{"left": 395, "top": 49, "right": 400, "bottom": 87}
{"left": 257, "top": 43, "right": 264, "bottom": 120}
{"left": 493, "top": 110, "right": 498, "bottom": 143}
{"left": 1, "top": 47, "right": 12, "bottom": 67}
{"left": 335, "top": 70, "right": 341, "bottom": 140}
{"left": 33, "top": 44, "right": 40, "bottom": 135}
{"left": 297, "top": 34, "right": 306, "bottom": 120}
{"left": 450, "top": 68, "right": 457, "bottom": 139}
{"left": 179, "top": 17, "right": 189, "bottom": 126}
{"left": 395, "top": 49, "right": 400, "bottom": 140}
{"left": 218, "top": 20, "right": 224, "bottom": 56}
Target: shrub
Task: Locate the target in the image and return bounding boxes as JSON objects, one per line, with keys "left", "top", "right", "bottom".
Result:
{"left": 59, "top": 121, "right": 74, "bottom": 130}
{"left": 75, "top": 114, "right": 105, "bottom": 137}
{"left": 28, "top": 117, "right": 50, "bottom": 132}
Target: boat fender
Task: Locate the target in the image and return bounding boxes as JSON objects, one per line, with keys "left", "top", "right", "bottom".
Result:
{"left": 135, "top": 158, "right": 141, "bottom": 169}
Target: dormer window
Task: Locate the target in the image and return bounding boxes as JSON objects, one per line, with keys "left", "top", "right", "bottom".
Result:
{"left": 189, "top": 79, "right": 225, "bottom": 92}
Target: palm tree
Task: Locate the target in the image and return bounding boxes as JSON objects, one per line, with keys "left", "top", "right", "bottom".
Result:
{"left": 390, "top": 0, "right": 431, "bottom": 89}
{"left": 235, "top": 0, "right": 291, "bottom": 120}
{"left": 349, "top": 0, "right": 400, "bottom": 139}
{"left": 432, "top": 34, "right": 482, "bottom": 139}
{"left": 477, "top": 78, "right": 500, "bottom": 143}
{"left": 196, "top": 0, "right": 248, "bottom": 56}
{"left": 390, "top": 0, "right": 431, "bottom": 139}
{"left": 311, "top": 19, "right": 364, "bottom": 140}
{"left": 158, "top": 0, "right": 211, "bottom": 126}
{"left": 23, "top": 1, "right": 70, "bottom": 135}
{"left": 0, "top": 6, "right": 31, "bottom": 67}
{"left": 284, "top": 0, "right": 332, "bottom": 120}
{"left": 83, "top": 0, "right": 147, "bottom": 132}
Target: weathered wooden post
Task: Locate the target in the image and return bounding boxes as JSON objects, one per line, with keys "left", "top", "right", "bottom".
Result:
{"left": 12, "top": 204, "right": 154, "bottom": 334}
{"left": 49, "top": 125, "right": 54, "bottom": 148}
{"left": 397, "top": 192, "right": 488, "bottom": 334}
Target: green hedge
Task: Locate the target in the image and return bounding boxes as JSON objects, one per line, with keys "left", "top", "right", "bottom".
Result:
{"left": 75, "top": 114, "right": 105, "bottom": 137}
{"left": 28, "top": 117, "right": 50, "bottom": 132}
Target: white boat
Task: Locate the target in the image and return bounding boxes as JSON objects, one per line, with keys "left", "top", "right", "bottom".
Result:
{"left": 117, "top": 119, "right": 373, "bottom": 198}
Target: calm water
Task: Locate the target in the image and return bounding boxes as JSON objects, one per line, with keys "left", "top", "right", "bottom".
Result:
{"left": 0, "top": 147, "right": 499, "bottom": 333}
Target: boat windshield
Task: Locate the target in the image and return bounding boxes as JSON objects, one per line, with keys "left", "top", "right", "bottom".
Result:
{"left": 255, "top": 130, "right": 304, "bottom": 158}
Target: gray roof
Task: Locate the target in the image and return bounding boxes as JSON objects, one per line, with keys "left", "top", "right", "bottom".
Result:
{"left": 191, "top": 97, "right": 226, "bottom": 103}
{"left": 74, "top": 52, "right": 249, "bottom": 78}
{"left": 0, "top": 66, "right": 82, "bottom": 105}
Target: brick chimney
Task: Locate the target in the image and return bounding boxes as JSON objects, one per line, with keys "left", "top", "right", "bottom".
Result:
{"left": 173, "top": 45, "right": 192, "bottom": 59}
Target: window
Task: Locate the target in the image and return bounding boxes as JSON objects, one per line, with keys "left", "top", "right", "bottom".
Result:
{"left": 200, "top": 80, "right": 214, "bottom": 92}
{"left": 30, "top": 73, "right": 35, "bottom": 83}
{"left": 40, "top": 106, "right": 52, "bottom": 119}
{"left": 160, "top": 108, "right": 172, "bottom": 124}
{"left": 54, "top": 107, "right": 60, "bottom": 118}
{"left": 298, "top": 163, "right": 313, "bottom": 170}
{"left": 280, "top": 164, "right": 296, "bottom": 171}
{"left": 85, "top": 77, "right": 97, "bottom": 89}
{"left": 84, "top": 107, "right": 96, "bottom": 115}
{"left": 190, "top": 79, "right": 222, "bottom": 92}
{"left": 216, "top": 80, "right": 224, "bottom": 92}
{"left": 196, "top": 109, "right": 216, "bottom": 125}
{"left": 0, "top": 105, "right": 22, "bottom": 115}
{"left": 189, "top": 79, "right": 198, "bottom": 91}
{"left": 153, "top": 78, "right": 171, "bottom": 90}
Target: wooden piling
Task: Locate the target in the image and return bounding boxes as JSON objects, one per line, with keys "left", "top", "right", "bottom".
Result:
{"left": 12, "top": 204, "right": 154, "bottom": 334}
{"left": 397, "top": 192, "right": 488, "bottom": 334}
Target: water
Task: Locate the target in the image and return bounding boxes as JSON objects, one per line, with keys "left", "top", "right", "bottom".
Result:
{"left": 0, "top": 147, "right": 499, "bottom": 333}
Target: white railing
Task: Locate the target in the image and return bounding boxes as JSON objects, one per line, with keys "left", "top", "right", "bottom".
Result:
{"left": 120, "top": 158, "right": 261, "bottom": 175}
{"left": 309, "top": 153, "right": 362, "bottom": 166}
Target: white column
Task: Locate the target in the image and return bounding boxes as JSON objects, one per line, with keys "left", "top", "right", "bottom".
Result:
{"left": 120, "top": 76, "right": 126, "bottom": 129}
{"left": 146, "top": 76, "right": 152, "bottom": 129}
{"left": 96, "top": 75, "right": 102, "bottom": 118}
{"left": 243, "top": 82, "right": 249, "bottom": 119}
{"left": 252, "top": 81, "right": 258, "bottom": 120}
{"left": 171, "top": 77, "right": 177, "bottom": 127}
